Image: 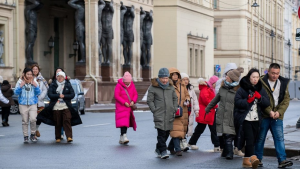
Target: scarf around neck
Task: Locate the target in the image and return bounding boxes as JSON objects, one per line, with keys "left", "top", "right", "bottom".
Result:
{"left": 56, "top": 80, "right": 66, "bottom": 94}
{"left": 224, "top": 80, "right": 239, "bottom": 88}
{"left": 156, "top": 78, "right": 169, "bottom": 90}
{"left": 36, "top": 73, "right": 49, "bottom": 89}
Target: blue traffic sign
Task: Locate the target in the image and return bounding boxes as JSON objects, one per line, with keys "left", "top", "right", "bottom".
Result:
{"left": 216, "top": 65, "right": 221, "bottom": 73}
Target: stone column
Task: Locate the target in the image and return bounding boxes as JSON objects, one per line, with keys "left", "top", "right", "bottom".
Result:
{"left": 18, "top": 0, "right": 26, "bottom": 76}
{"left": 135, "top": 8, "right": 142, "bottom": 82}
{"left": 113, "top": 2, "right": 121, "bottom": 82}
{"left": 84, "top": 0, "right": 101, "bottom": 82}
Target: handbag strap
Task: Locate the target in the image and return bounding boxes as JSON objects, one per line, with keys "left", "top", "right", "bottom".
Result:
{"left": 123, "top": 87, "right": 132, "bottom": 103}
{"left": 178, "top": 84, "right": 181, "bottom": 105}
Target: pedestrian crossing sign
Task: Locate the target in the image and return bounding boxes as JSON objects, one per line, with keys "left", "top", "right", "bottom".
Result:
{"left": 296, "top": 28, "right": 300, "bottom": 41}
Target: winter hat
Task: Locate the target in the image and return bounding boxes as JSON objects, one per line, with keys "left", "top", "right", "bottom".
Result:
{"left": 158, "top": 68, "right": 169, "bottom": 78}
{"left": 123, "top": 71, "right": 132, "bottom": 83}
{"left": 227, "top": 67, "right": 244, "bottom": 82}
{"left": 0, "top": 76, "right": 3, "bottom": 83}
{"left": 197, "top": 78, "right": 206, "bottom": 85}
{"left": 56, "top": 71, "right": 66, "bottom": 79}
{"left": 2, "top": 80, "right": 9, "bottom": 85}
{"left": 207, "top": 75, "right": 219, "bottom": 88}
{"left": 180, "top": 73, "right": 189, "bottom": 80}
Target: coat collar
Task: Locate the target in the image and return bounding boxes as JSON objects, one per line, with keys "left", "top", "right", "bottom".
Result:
{"left": 240, "top": 76, "right": 262, "bottom": 92}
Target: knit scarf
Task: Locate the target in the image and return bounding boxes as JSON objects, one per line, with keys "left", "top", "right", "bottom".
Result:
{"left": 56, "top": 80, "right": 66, "bottom": 94}
{"left": 224, "top": 80, "right": 239, "bottom": 87}
{"left": 156, "top": 78, "right": 169, "bottom": 90}
{"left": 36, "top": 73, "right": 49, "bottom": 89}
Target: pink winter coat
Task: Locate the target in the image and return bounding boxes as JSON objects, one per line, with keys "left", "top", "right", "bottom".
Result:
{"left": 114, "top": 78, "right": 138, "bottom": 130}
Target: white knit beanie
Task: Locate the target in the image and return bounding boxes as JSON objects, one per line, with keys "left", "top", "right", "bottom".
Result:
{"left": 180, "top": 73, "right": 189, "bottom": 80}
{"left": 197, "top": 78, "right": 205, "bottom": 84}
{"left": 56, "top": 71, "right": 66, "bottom": 79}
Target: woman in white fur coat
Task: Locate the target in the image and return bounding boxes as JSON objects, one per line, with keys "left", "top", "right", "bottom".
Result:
{"left": 180, "top": 73, "right": 200, "bottom": 151}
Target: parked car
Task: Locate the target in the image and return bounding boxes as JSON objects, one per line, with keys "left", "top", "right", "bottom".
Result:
{"left": 44, "top": 79, "right": 85, "bottom": 115}
{"left": 0, "top": 88, "right": 20, "bottom": 114}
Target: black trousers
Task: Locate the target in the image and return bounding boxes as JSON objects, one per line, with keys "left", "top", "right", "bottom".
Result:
{"left": 156, "top": 128, "right": 170, "bottom": 153}
{"left": 1, "top": 106, "right": 10, "bottom": 122}
{"left": 120, "top": 127, "right": 127, "bottom": 135}
{"left": 243, "top": 120, "right": 259, "bottom": 157}
{"left": 188, "top": 122, "right": 220, "bottom": 147}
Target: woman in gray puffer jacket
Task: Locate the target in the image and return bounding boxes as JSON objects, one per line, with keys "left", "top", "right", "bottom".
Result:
{"left": 205, "top": 68, "right": 243, "bottom": 160}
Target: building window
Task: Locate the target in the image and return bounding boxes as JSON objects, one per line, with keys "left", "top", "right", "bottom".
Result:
{"left": 213, "top": 0, "right": 218, "bottom": 9}
{"left": 214, "top": 27, "right": 217, "bottom": 49}
{"left": 195, "top": 49, "right": 198, "bottom": 76}
{"left": 190, "top": 48, "right": 193, "bottom": 76}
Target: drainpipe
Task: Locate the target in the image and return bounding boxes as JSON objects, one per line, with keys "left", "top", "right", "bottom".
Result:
{"left": 88, "top": 0, "right": 98, "bottom": 103}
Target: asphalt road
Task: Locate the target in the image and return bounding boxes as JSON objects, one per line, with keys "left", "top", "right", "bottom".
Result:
{"left": 1, "top": 101, "right": 300, "bottom": 169}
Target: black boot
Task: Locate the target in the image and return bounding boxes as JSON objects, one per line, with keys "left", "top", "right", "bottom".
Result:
{"left": 225, "top": 144, "right": 233, "bottom": 160}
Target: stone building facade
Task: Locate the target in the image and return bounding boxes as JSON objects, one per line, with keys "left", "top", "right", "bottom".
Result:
{"left": 214, "top": 0, "right": 285, "bottom": 76}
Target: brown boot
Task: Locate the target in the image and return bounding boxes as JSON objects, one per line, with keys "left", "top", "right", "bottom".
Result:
{"left": 250, "top": 155, "right": 259, "bottom": 169}
{"left": 242, "top": 157, "right": 252, "bottom": 168}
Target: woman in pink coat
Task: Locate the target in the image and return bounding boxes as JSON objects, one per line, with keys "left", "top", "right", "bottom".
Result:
{"left": 114, "top": 72, "right": 138, "bottom": 144}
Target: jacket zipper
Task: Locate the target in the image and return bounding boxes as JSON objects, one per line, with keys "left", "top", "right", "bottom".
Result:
{"left": 163, "top": 89, "right": 167, "bottom": 129}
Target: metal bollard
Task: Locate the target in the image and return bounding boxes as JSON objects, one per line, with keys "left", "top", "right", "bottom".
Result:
{"left": 297, "top": 117, "right": 300, "bottom": 129}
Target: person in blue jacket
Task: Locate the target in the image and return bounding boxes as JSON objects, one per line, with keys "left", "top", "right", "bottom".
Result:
{"left": 15, "top": 68, "right": 41, "bottom": 143}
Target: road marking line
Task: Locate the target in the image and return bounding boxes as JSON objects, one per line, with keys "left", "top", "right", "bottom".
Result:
{"left": 83, "top": 123, "right": 111, "bottom": 127}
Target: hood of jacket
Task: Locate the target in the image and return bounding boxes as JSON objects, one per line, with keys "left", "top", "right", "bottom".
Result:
{"left": 1, "top": 84, "right": 11, "bottom": 92}
{"left": 169, "top": 67, "right": 182, "bottom": 79}
{"left": 222, "top": 63, "right": 237, "bottom": 77}
{"left": 240, "top": 76, "right": 262, "bottom": 92}
{"left": 151, "top": 78, "right": 173, "bottom": 87}
{"left": 118, "top": 78, "right": 133, "bottom": 88}
{"left": 198, "top": 81, "right": 207, "bottom": 90}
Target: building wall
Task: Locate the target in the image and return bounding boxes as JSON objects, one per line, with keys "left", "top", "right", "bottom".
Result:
{"left": 214, "top": 0, "right": 285, "bottom": 77}
{"left": 154, "top": 0, "right": 214, "bottom": 86}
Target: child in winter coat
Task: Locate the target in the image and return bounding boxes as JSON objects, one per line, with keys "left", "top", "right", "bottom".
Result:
{"left": 180, "top": 73, "right": 199, "bottom": 151}
{"left": 114, "top": 72, "right": 138, "bottom": 144}
{"left": 188, "top": 76, "right": 220, "bottom": 151}
{"left": 15, "top": 68, "right": 41, "bottom": 143}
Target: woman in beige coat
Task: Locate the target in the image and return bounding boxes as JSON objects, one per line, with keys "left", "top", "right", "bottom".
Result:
{"left": 180, "top": 73, "right": 199, "bottom": 151}
{"left": 167, "top": 68, "right": 190, "bottom": 156}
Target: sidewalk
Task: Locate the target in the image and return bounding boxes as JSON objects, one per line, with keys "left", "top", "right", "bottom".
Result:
{"left": 264, "top": 125, "right": 300, "bottom": 158}
{"left": 85, "top": 102, "right": 149, "bottom": 113}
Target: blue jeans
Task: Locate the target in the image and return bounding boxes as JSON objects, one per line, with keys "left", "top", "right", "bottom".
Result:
{"left": 255, "top": 118, "right": 286, "bottom": 163}
{"left": 168, "top": 138, "right": 181, "bottom": 152}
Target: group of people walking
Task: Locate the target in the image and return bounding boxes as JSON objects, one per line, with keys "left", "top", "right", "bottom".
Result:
{"left": 0, "top": 65, "right": 82, "bottom": 143}
{"left": 114, "top": 63, "right": 293, "bottom": 168}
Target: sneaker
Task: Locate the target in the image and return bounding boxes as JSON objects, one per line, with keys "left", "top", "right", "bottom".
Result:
{"left": 24, "top": 136, "right": 29, "bottom": 143}
{"left": 56, "top": 139, "right": 61, "bottom": 143}
{"left": 61, "top": 135, "right": 64, "bottom": 139}
{"left": 188, "top": 144, "right": 199, "bottom": 150}
{"left": 154, "top": 149, "right": 161, "bottom": 158}
{"left": 36, "top": 130, "right": 40, "bottom": 137}
{"left": 160, "top": 151, "right": 169, "bottom": 159}
{"left": 119, "top": 135, "right": 124, "bottom": 144}
{"left": 30, "top": 134, "right": 37, "bottom": 142}
{"left": 278, "top": 160, "right": 293, "bottom": 168}
{"left": 234, "top": 147, "right": 245, "bottom": 157}
{"left": 258, "top": 160, "right": 263, "bottom": 167}
{"left": 214, "top": 146, "right": 222, "bottom": 152}
{"left": 176, "top": 151, "right": 183, "bottom": 156}
{"left": 67, "top": 137, "right": 73, "bottom": 143}
{"left": 181, "top": 139, "right": 189, "bottom": 152}
{"left": 123, "top": 134, "right": 129, "bottom": 144}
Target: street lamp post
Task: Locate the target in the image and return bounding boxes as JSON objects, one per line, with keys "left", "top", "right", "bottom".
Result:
{"left": 287, "top": 39, "right": 291, "bottom": 80}
{"left": 270, "top": 30, "right": 275, "bottom": 63}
